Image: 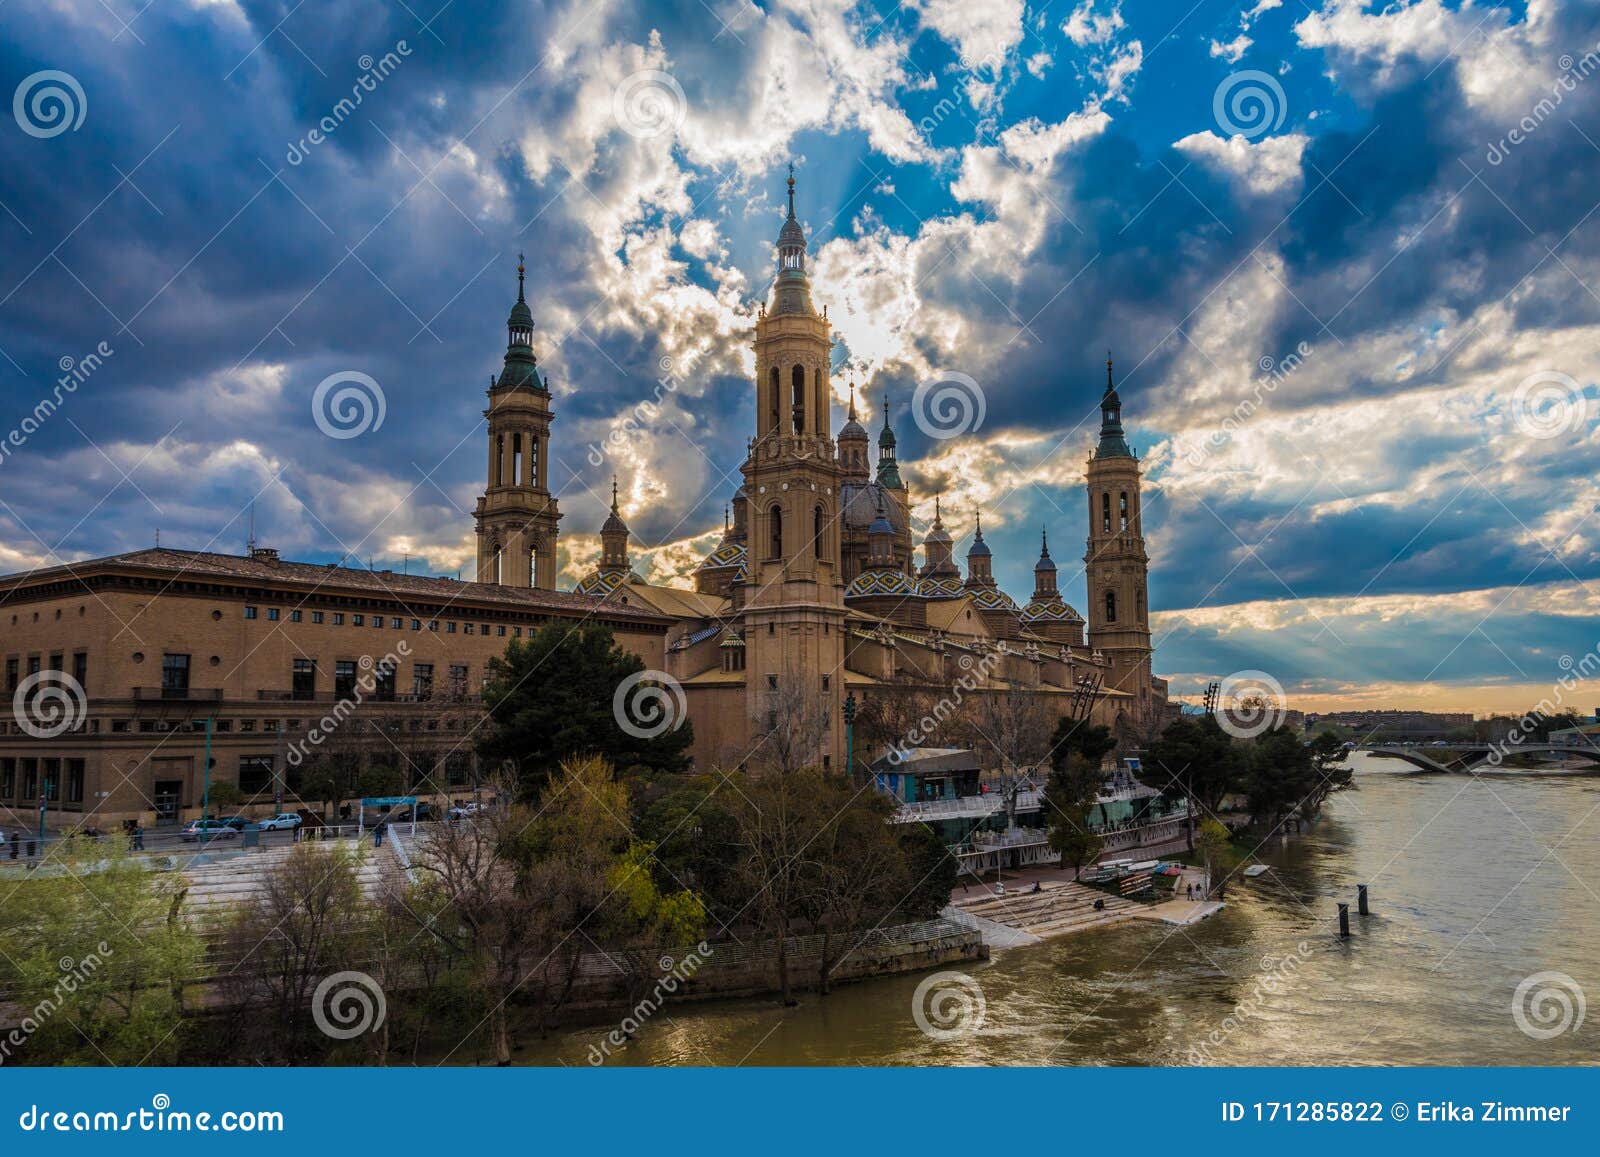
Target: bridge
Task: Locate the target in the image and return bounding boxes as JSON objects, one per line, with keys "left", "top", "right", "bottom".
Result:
{"left": 1357, "top": 744, "right": 1600, "bottom": 774}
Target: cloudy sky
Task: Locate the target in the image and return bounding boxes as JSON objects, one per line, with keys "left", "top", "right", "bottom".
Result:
{"left": 1, "top": 0, "right": 1597, "bottom": 715}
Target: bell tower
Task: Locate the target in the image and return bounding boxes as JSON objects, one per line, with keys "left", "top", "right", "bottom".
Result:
{"left": 741, "top": 167, "right": 846, "bottom": 771}
{"left": 1084, "top": 355, "right": 1153, "bottom": 713}
{"left": 474, "top": 257, "right": 561, "bottom": 588}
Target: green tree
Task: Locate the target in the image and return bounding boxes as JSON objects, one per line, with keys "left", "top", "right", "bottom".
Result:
{"left": 893, "top": 821, "right": 958, "bottom": 921}
{"left": 1301, "top": 730, "right": 1355, "bottom": 821}
{"left": 478, "top": 623, "right": 694, "bottom": 799}
{"left": 1048, "top": 719, "right": 1117, "bottom": 768}
{"left": 1243, "top": 726, "right": 1317, "bottom": 831}
{"left": 1194, "top": 817, "right": 1235, "bottom": 899}
{"left": 0, "top": 837, "right": 201, "bottom": 1065}
{"left": 1042, "top": 752, "right": 1104, "bottom": 879}
{"left": 1146, "top": 715, "right": 1246, "bottom": 848}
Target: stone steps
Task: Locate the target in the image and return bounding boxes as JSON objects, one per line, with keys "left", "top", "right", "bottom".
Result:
{"left": 954, "top": 882, "right": 1140, "bottom": 938}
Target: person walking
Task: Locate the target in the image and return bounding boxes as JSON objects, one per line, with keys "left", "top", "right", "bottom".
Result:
{"left": 132, "top": 824, "right": 145, "bottom": 852}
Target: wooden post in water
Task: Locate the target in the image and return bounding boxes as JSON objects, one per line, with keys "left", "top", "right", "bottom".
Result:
{"left": 1358, "top": 884, "right": 1369, "bottom": 915}
{"left": 1338, "top": 903, "right": 1351, "bottom": 938}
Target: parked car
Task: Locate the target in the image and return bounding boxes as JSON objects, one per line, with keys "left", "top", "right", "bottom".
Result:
{"left": 218, "top": 815, "right": 251, "bottom": 831}
{"left": 179, "top": 819, "right": 238, "bottom": 842}
{"left": 395, "top": 803, "right": 435, "bottom": 822}
{"left": 256, "top": 813, "right": 303, "bottom": 831}
{"left": 447, "top": 801, "right": 485, "bottom": 819}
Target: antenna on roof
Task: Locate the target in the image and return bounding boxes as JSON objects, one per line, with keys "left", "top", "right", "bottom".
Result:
{"left": 154, "top": 528, "right": 160, "bottom": 548}
{"left": 246, "top": 502, "right": 256, "bottom": 556}
{"left": 402, "top": 553, "right": 409, "bottom": 575}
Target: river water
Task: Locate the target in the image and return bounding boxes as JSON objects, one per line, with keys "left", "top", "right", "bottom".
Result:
{"left": 518, "top": 756, "right": 1599, "bottom": 1066}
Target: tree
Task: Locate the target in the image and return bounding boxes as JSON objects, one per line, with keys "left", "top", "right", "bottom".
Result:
{"left": 206, "top": 780, "right": 243, "bottom": 811}
{"left": 0, "top": 836, "right": 200, "bottom": 1065}
{"left": 1041, "top": 752, "right": 1104, "bottom": 879}
{"left": 794, "top": 782, "right": 908, "bottom": 994}
{"left": 727, "top": 768, "right": 816, "bottom": 1005}
{"left": 478, "top": 623, "right": 694, "bottom": 799}
{"left": 1302, "top": 730, "right": 1355, "bottom": 821}
{"left": 892, "top": 821, "right": 958, "bottom": 921}
{"left": 750, "top": 673, "right": 834, "bottom": 776}
{"left": 1242, "top": 726, "right": 1317, "bottom": 832}
{"left": 1146, "top": 715, "right": 1247, "bottom": 848}
{"left": 216, "top": 841, "right": 365, "bottom": 1062}
{"left": 1194, "top": 817, "right": 1234, "bottom": 899}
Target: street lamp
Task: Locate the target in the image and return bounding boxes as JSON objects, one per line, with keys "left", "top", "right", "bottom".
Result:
{"left": 843, "top": 692, "right": 857, "bottom": 780}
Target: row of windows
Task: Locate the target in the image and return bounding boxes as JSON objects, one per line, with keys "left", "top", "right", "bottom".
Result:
{"left": 3, "top": 652, "right": 88, "bottom": 693}
{"left": 0, "top": 757, "right": 86, "bottom": 804}
{"left": 1097, "top": 490, "right": 1137, "bottom": 534}
{"left": 243, "top": 607, "right": 519, "bottom": 637}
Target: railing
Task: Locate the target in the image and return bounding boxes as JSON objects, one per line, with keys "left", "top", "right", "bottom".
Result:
{"left": 132, "top": 687, "right": 224, "bottom": 703}
{"left": 255, "top": 690, "right": 438, "bottom": 703}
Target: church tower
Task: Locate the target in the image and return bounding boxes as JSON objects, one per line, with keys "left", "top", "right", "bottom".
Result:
{"left": 1084, "top": 355, "right": 1153, "bottom": 715}
{"left": 741, "top": 168, "right": 846, "bottom": 771}
{"left": 474, "top": 258, "right": 561, "bottom": 588}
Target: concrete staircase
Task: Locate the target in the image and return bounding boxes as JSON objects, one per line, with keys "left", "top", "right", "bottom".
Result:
{"left": 950, "top": 881, "right": 1141, "bottom": 939}
{"left": 173, "top": 841, "right": 397, "bottom": 919}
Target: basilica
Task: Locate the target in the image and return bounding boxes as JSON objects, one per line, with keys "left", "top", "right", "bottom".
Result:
{"left": 474, "top": 174, "right": 1169, "bottom": 772}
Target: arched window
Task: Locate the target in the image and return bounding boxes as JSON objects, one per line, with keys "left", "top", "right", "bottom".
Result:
{"left": 769, "top": 505, "right": 784, "bottom": 559}
{"left": 491, "top": 547, "right": 502, "bottom": 585}
{"left": 791, "top": 364, "right": 806, "bottom": 433}
{"left": 1101, "top": 492, "right": 1111, "bottom": 533}
{"left": 1105, "top": 590, "right": 1117, "bottom": 622}
{"left": 813, "top": 505, "right": 824, "bottom": 558}
{"left": 528, "top": 547, "right": 539, "bottom": 588}
{"left": 1136, "top": 587, "right": 1145, "bottom": 620}
{"left": 768, "top": 367, "right": 780, "bottom": 431}
{"left": 494, "top": 434, "right": 505, "bottom": 486}
{"left": 1119, "top": 492, "right": 1129, "bottom": 531}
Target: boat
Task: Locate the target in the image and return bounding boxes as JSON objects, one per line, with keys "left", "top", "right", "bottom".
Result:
{"left": 1243, "top": 864, "right": 1271, "bottom": 878}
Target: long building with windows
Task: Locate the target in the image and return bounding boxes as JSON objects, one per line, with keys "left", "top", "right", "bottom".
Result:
{"left": 0, "top": 174, "right": 1167, "bottom": 831}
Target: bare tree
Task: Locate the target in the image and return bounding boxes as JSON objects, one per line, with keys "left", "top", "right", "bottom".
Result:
{"left": 750, "top": 673, "right": 834, "bottom": 775}
{"left": 960, "top": 682, "right": 1057, "bottom": 823}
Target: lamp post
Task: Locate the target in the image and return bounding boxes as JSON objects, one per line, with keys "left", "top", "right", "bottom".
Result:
{"left": 843, "top": 693, "right": 857, "bottom": 781}
{"left": 200, "top": 714, "right": 213, "bottom": 851}
{"left": 37, "top": 776, "right": 50, "bottom": 845}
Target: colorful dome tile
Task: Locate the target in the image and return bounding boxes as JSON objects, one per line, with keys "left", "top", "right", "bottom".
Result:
{"left": 696, "top": 541, "right": 747, "bottom": 572}
{"left": 1021, "top": 598, "right": 1083, "bottom": 622}
{"left": 575, "top": 570, "right": 636, "bottom": 597}
{"left": 968, "top": 587, "right": 1019, "bottom": 612}
{"left": 845, "top": 569, "right": 919, "bottom": 599}
{"left": 917, "top": 575, "right": 964, "bottom": 599}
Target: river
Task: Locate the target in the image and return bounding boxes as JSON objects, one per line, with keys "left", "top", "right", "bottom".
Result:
{"left": 514, "top": 755, "right": 1599, "bottom": 1066}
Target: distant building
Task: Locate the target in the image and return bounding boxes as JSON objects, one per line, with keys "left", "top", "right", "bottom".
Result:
{"left": 1304, "top": 709, "right": 1472, "bottom": 741}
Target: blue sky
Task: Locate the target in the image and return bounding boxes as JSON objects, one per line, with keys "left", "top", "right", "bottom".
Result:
{"left": 1, "top": 0, "right": 1598, "bottom": 713}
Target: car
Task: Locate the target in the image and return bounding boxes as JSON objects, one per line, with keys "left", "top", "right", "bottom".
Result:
{"left": 446, "top": 801, "right": 485, "bottom": 819}
{"left": 217, "top": 815, "right": 251, "bottom": 831}
{"left": 179, "top": 819, "right": 238, "bottom": 842}
{"left": 395, "top": 803, "right": 436, "bottom": 822}
{"left": 256, "top": 813, "right": 303, "bottom": 831}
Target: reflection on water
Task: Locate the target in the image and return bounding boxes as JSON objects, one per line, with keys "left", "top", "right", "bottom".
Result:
{"left": 516, "top": 758, "right": 1600, "bottom": 1066}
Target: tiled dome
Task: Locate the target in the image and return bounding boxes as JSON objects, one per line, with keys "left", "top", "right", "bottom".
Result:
{"left": 845, "top": 569, "right": 919, "bottom": 599}
{"left": 1021, "top": 597, "right": 1083, "bottom": 623}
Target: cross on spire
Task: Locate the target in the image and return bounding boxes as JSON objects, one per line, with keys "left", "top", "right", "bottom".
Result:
{"left": 517, "top": 252, "right": 526, "bottom": 302}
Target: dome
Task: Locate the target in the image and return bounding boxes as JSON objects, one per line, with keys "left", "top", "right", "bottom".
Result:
{"left": 868, "top": 511, "right": 894, "bottom": 538}
{"left": 696, "top": 540, "right": 747, "bottom": 573}
{"left": 508, "top": 297, "right": 533, "bottom": 330}
{"left": 966, "top": 537, "right": 991, "bottom": 559}
{"left": 575, "top": 570, "right": 633, "bottom": 597}
{"left": 778, "top": 214, "right": 806, "bottom": 249}
{"left": 1035, "top": 553, "right": 1057, "bottom": 573}
{"left": 839, "top": 416, "right": 868, "bottom": 440}
{"left": 918, "top": 575, "right": 963, "bottom": 600}
{"left": 968, "top": 587, "right": 1018, "bottom": 612}
{"left": 1021, "top": 597, "right": 1082, "bottom": 623}
{"left": 840, "top": 482, "right": 906, "bottom": 531}
{"left": 845, "top": 569, "right": 919, "bottom": 599}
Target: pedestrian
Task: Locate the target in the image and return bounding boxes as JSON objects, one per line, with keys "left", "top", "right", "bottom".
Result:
{"left": 373, "top": 821, "right": 385, "bottom": 848}
{"left": 133, "top": 824, "right": 145, "bottom": 852}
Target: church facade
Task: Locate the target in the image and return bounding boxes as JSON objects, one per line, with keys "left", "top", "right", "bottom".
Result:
{"left": 487, "top": 174, "right": 1169, "bottom": 772}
